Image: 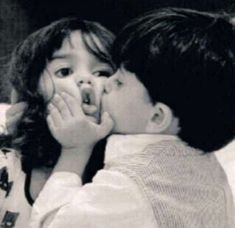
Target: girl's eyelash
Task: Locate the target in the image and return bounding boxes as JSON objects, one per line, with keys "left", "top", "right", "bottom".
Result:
{"left": 55, "top": 67, "right": 73, "bottom": 78}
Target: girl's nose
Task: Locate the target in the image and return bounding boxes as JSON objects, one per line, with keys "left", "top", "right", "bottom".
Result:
{"left": 77, "top": 75, "right": 93, "bottom": 86}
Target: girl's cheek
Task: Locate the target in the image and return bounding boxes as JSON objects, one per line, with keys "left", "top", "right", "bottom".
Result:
{"left": 39, "top": 73, "right": 82, "bottom": 104}
{"left": 54, "top": 79, "right": 82, "bottom": 104}
{"left": 38, "top": 74, "right": 54, "bottom": 101}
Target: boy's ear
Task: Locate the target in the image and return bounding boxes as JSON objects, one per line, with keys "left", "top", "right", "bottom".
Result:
{"left": 146, "top": 102, "right": 173, "bottom": 134}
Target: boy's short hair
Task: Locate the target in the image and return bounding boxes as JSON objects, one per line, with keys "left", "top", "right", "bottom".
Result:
{"left": 112, "top": 8, "right": 235, "bottom": 152}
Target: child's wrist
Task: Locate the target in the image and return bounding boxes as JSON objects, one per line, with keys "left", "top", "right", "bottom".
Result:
{"left": 53, "top": 147, "right": 93, "bottom": 176}
{"left": 61, "top": 144, "right": 94, "bottom": 154}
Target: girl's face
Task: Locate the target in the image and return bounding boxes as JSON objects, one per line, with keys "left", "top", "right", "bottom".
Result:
{"left": 38, "top": 31, "right": 114, "bottom": 122}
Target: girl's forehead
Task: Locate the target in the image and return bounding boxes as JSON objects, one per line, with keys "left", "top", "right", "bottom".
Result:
{"left": 55, "top": 31, "right": 84, "bottom": 55}
{"left": 52, "top": 30, "right": 106, "bottom": 62}
{"left": 53, "top": 30, "right": 103, "bottom": 57}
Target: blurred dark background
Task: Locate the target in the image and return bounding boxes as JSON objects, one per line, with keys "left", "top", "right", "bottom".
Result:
{"left": 0, "top": 0, "right": 235, "bottom": 102}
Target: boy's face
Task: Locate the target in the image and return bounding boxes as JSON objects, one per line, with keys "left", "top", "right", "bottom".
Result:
{"left": 102, "top": 68, "right": 154, "bottom": 133}
{"left": 38, "top": 31, "right": 114, "bottom": 123}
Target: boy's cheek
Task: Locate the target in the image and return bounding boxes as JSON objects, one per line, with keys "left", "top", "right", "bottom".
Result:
{"left": 93, "top": 77, "right": 107, "bottom": 103}
{"left": 101, "top": 95, "right": 109, "bottom": 113}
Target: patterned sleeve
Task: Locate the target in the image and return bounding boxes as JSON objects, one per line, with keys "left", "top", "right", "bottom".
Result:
{"left": 0, "top": 149, "right": 17, "bottom": 209}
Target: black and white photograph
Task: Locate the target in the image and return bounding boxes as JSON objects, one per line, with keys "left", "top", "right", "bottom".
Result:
{"left": 0, "top": 0, "right": 235, "bottom": 227}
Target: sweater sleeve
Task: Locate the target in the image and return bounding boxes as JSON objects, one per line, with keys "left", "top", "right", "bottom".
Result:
{"left": 30, "top": 170, "right": 157, "bottom": 228}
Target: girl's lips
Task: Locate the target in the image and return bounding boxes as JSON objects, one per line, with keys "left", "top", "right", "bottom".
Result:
{"left": 81, "top": 87, "right": 95, "bottom": 106}
{"left": 81, "top": 86, "right": 101, "bottom": 123}
{"left": 82, "top": 103, "right": 97, "bottom": 114}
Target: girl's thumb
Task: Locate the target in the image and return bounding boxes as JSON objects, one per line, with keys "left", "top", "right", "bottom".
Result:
{"left": 98, "top": 112, "right": 114, "bottom": 138}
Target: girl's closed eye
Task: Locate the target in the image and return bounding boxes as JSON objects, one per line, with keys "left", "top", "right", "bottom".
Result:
{"left": 55, "top": 67, "right": 74, "bottom": 78}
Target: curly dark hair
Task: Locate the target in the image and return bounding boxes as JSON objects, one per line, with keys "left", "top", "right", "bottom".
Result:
{"left": 6, "top": 17, "right": 115, "bottom": 173}
{"left": 112, "top": 8, "right": 235, "bottom": 152}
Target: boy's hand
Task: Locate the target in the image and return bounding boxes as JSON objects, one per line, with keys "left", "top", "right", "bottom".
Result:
{"left": 6, "top": 102, "right": 27, "bottom": 134}
{"left": 47, "top": 92, "right": 113, "bottom": 150}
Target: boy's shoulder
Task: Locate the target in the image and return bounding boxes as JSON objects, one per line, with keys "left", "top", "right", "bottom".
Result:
{"left": 145, "top": 139, "right": 203, "bottom": 157}
{"left": 143, "top": 140, "right": 220, "bottom": 171}
{"left": 105, "top": 135, "right": 222, "bottom": 175}
{"left": 108, "top": 138, "right": 223, "bottom": 182}
{"left": 110, "top": 138, "right": 228, "bottom": 196}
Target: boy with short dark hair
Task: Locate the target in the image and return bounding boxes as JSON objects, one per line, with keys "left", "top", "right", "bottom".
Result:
{"left": 31, "top": 8, "right": 234, "bottom": 227}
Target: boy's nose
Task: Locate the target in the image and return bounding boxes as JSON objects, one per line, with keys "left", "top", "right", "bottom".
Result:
{"left": 104, "top": 78, "right": 113, "bottom": 94}
{"left": 104, "top": 74, "right": 119, "bottom": 94}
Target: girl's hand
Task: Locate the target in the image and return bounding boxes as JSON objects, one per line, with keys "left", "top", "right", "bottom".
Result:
{"left": 6, "top": 102, "right": 27, "bottom": 134}
{"left": 47, "top": 92, "right": 113, "bottom": 151}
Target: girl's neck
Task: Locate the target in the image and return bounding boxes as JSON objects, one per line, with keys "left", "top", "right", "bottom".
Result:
{"left": 29, "top": 167, "right": 52, "bottom": 201}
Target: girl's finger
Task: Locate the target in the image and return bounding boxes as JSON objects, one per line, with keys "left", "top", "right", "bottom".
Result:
{"left": 6, "top": 102, "right": 27, "bottom": 117}
{"left": 97, "top": 112, "right": 114, "bottom": 139}
{"left": 52, "top": 94, "right": 71, "bottom": 119}
{"left": 48, "top": 104, "right": 63, "bottom": 128}
{"left": 47, "top": 115, "right": 56, "bottom": 135}
{"left": 6, "top": 112, "right": 23, "bottom": 134}
{"left": 61, "top": 92, "right": 84, "bottom": 117}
